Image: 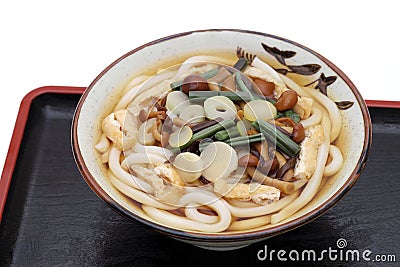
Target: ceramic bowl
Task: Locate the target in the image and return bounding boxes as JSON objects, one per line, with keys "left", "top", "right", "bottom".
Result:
{"left": 72, "top": 29, "right": 371, "bottom": 251}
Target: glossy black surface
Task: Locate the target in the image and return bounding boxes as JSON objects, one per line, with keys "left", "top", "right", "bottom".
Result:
{"left": 0, "top": 93, "right": 399, "bottom": 266}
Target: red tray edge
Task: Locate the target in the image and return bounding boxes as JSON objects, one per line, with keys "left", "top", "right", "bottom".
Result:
{"left": 0, "top": 86, "right": 398, "bottom": 222}
{"left": 0, "top": 86, "right": 86, "bottom": 221}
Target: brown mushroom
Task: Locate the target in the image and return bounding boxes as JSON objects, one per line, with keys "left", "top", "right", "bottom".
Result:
{"left": 276, "top": 117, "right": 305, "bottom": 143}
{"left": 257, "top": 157, "right": 280, "bottom": 176}
{"left": 181, "top": 74, "right": 209, "bottom": 94}
{"left": 238, "top": 154, "right": 259, "bottom": 167}
{"left": 292, "top": 123, "right": 305, "bottom": 143}
{"left": 253, "top": 78, "right": 275, "bottom": 97}
{"left": 276, "top": 157, "right": 297, "bottom": 179}
{"left": 274, "top": 89, "right": 298, "bottom": 111}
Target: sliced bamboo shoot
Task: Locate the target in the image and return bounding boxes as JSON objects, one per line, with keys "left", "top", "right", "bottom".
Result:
{"left": 204, "top": 96, "right": 236, "bottom": 120}
{"left": 243, "top": 100, "right": 277, "bottom": 122}
{"left": 179, "top": 104, "right": 205, "bottom": 124}
{"left": 200, "top": 141, "right": 238, "bottom": 182}
{"left": 173, "top": 152, "right": 204, "bottom": 182}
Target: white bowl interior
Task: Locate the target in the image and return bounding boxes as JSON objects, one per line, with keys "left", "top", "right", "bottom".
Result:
{"left": 76, "top": 30, "right": 366, "bottom": 234}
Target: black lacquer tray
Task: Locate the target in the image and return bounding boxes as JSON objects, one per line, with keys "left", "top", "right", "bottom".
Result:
{"left": 0, "top": 87, "right": 398, "bottom": 266}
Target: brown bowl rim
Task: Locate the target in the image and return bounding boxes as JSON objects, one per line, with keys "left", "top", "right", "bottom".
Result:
{"left": 72, "top": 29, "right": 372, "bottom": 242}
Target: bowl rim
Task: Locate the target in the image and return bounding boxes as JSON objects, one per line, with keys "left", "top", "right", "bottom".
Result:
{"left": 71, "top": 29, "right": 372, "bottom": 242}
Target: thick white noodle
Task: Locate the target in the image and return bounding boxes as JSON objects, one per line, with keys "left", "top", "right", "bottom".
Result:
{"left": 302, "top": 87, "right": 342, "bottom": 142}
{"left": 184, "top": 184, "right": 214, "bottom": 194}
{"left": 108, "top": 171, "right": 175, "bottom": 210}
{"left": 252, "top": 57, "right": 285, "bottom": 86}
{"left": 227, "top": 199, "right": 261, "bottom": 208}
{"left": 223, "top": 190, "right": 300, "bottom": 218}
{"left": 101, "top": 148, "right": 110, "bottom": 164}
{"left": 228, "top": 215, "right": 272, "bottom": 231}
{"left": 95, "top": 134, "right": 110, "bottom": 153}
{"left": 108, "top": 146, "right": 153, "bottom": 193}
{"left": 123, "top": 75, "right": 149, "bottom": 95}
{"left": 175, "top": 55, "right": 233, "bottom": 77}
{"left": 179, "top": 191, "right": 221, "bottom": 206}
{"left": 324, "top": 145, "right": 343, "bottom": 177}
{"left": 143, "top": 192, "right": 231, "bottom": 232}
{"left": 301, "top": 107, "right": 322, "bottom": 129}
{"left": 122, "top": 149, "right": 135, "bottom": 157}
{"left": 121, "top": 152, "right": 166, "bottom": 167}
{"left": 291, "top": 179, "right": 308, "bottom": 191}
{"left": 115, "top": 70, "right": 176, "bottom": 111}
{"left": 115, "top": 84, "right": 143, "bottom": 111}
{"left": 185, "top": 204, "right": 219, "bottom": 224}
{"left": 279, "top": 74, "right": 311, "bottom": 98}
{"left": 271, "top": 109, "right": 331, "bottom": 224}
{"left": 120, "top": 159, "right": 129, "bottom": 172}
{"left": 132, "top": 143, "right": 173, "bottom": 159}
{"left": 317, "top": 176, "right": 329, "bottom": 194}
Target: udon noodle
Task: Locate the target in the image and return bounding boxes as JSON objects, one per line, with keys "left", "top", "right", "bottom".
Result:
{"left": 94, "top": 48, "right": 344, "bottom": 233}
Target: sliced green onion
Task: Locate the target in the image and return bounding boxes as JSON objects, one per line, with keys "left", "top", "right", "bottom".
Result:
{"left": 236, "top": 120, "right": 249, "bottom": 136}
{"left": 224, "top": 133, "right": 263, "bottom": 143}
{"left": 189, "top": 91, "right": 253, "bottom": 103}
{"left": 252, "top": 120, "right": 300, "bottom": 157}
{"left": 171, "top": 119, "right": 236, "bottom": 153}
{"left": 234, "top": 72, "right": 256, "bottom": 101}
{"left": 233, "top": 58, "right": 249, "bottom": 71}
{"left": 192, "top": 119, "right": 235, "bottom": 140}
{"left": 215, "top": 126, "right": 240, "bottom": 141}
{"left": 224, "top": 133, "right": 265, "bottom": 147}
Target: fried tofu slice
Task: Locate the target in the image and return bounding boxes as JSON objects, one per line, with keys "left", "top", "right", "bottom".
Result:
{"left": 214, "top": 179, "right": 280, "bottom": 205}
{"left": 294, "top": 125, "right": 325, "bottom": 179}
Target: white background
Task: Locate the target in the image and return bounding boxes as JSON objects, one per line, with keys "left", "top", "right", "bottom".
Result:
{"left": 1, "top": 1, "right": 399, "bottom": 174}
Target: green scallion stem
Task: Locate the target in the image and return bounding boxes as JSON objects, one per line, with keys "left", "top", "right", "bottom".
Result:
{"left": 171, "top": 119, "right": 236, "bottom": 153}
{"left": 193, "top": 119, "right": 235, "bottom": 140}
{"left": 189, "top": 91, "right": 253, "bottom": 102}
{"left": 199, "top": 133, "right": 264, "bottom": 151}
{"left": 224, "top": 133, "right": 265, "bottom": 147}
{"left": 252, "top": 120, "right": 300, "bottom": 157}
{"left": 234, "top": 72, "right": 256, "bottom": 101}
{"left": 215, "top": 126, "right": 240, "bottom": 141}
{"left": 233, "top": 58, "right": 249, "bottom": 71}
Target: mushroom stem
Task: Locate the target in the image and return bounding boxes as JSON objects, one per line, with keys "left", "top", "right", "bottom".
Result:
{"left": 208, "top": 67, "right": 231, "bottom": 91}
{"left": 253, "top": 141, "right": 269, "bottom": 161}
{"left": 247, "top": 167, "right": 295, "bottom": 194}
